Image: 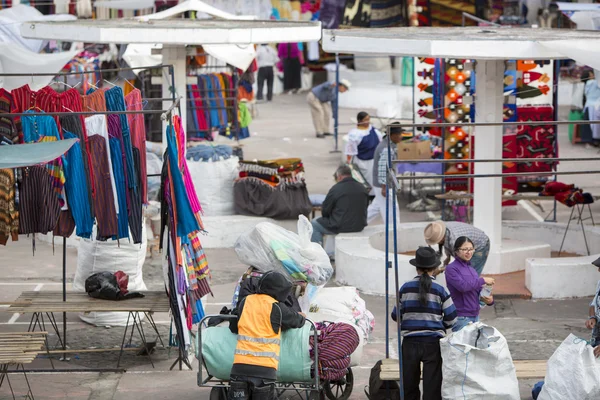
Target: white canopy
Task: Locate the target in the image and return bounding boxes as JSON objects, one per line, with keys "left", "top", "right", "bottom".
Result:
{"left": 0, "top": 5, "right": 76, "bottom": 53}
{"left": 93, "top": 0, "right": 155, "bottom": 10}
{"left": 322, "top": 27, "right": 600, "bottom": 69}
{"left": 0, "top": 43, "right": 78, "bottom": 91}
{"left": 555, "top": 2, "right": 600, "bottom": 31}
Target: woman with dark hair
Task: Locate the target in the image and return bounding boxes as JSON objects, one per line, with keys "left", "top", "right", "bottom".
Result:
{"left": 391, "top": 247, "right": 457, "bottom": 400}
{"left": 345, "top": 111, "right": 382, "bottom": 193}
{"left": 445, "top": 236, "right": 495, "bottom": 332}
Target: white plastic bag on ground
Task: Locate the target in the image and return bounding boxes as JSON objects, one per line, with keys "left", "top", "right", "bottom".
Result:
{"left": 538, "top": 334, "right": 600, "bottom": 400}
{"left": 74, "top": 220, "right": 148, "bottom": 326}
{"left": 307, "top": 287, "right": 375, "bottom": 342}
{"left": 440, "top": 322, "right": 519, "bottom": 400}
{"left": 187, "top": 156, "right": 238, "bottom": 216}
{"left": 234, "top": 215, "right": 333, "bottom": 286}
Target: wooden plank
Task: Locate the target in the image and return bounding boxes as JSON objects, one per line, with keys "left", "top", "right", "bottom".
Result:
{"left": 379, "top": 359, "right": 547, "bottom": 381}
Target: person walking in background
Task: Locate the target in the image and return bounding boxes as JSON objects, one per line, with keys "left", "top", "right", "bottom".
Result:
{"left": 310, "top": 165, "right": 368, "bottom": 250}
{"left": 256, "top": 44, "right": 279, "bottom": 102}
{"left": 391, "top": 246, "right": 457, "bottom": 400}
{"left": 345, "top": 111, "right": 382, "bottom": 192}
{"left": 307, "top": 79, "right": 351, "bottom": 138}
{"left": 277, "top": 43, "right": 303, "bottom": 94}
{"left": 445, "top": 236, "right": 495, "bottom": 332}
{"left": 368, "top": 122, "right": 404, "bottom": 224}
{"left": 424, "top": 220, "right": 490, "bottom": 275}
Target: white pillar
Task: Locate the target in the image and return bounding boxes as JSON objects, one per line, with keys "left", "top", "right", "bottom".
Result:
{"left": 161, "top": 45, "right": 187, "bottom": 149}
{"left": 473, "top": 59, "right": 504, "bottom": 249}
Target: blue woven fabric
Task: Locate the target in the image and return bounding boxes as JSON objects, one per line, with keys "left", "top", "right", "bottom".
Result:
{"left": 109, "top": 137, "right": 129, "bottom": 239}
{"left": 62, "top": 131, "right": 93, "bottom": 238}
{"left": 105, "top": 86, "right": 137, "bottom": 189}
{"left": 185, "top": 144, "right": 233, "bottom": 162}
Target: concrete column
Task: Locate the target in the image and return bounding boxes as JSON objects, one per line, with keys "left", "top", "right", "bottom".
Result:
{"left": 161, "top": 45, "right": 187, "bottom": 149}
{"left": 473, "top": 59, "right": 504, "bottom": 249}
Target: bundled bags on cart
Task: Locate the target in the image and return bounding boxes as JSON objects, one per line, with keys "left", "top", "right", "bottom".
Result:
{"left": 234, "top": 215, "right": 333, "bottom": 286}
{"left": 440, "top": 322, "right": 519, "bottom": 400}
{"left": 538, "top": 334, "right": 600, "bottom": 400}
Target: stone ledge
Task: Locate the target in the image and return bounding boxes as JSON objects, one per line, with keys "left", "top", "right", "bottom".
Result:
{"left": 526, "top": 255, "right": 600, "bottom": 299}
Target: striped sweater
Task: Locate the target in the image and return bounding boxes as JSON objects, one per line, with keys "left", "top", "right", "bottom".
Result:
{"left": 391, "top": 276, "right": 457, "bottom": 338}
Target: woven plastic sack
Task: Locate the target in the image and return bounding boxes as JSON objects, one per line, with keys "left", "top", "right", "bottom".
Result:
{"left": 538, "top": 334, "right": 600, "bottom": 400}
{"left": 200, "top": 324, "right": 312, "bottom": 382}
{"left": 440, "top": 322, "right": 519, "bottom": 400}
{"left": 234, "top": 215, "right": 333, "bottom": 286}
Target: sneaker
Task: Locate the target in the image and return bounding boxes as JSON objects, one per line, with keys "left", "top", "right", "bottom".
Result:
{"left": 316, "top": 133, "right": 325, "bottom": 138}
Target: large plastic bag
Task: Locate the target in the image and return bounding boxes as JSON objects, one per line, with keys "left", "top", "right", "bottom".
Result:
{"left": 440, "top": 322, "right": 519, "bottom": 400}
{"left": 187, "top": 155, "right": 238, "bottom": 216}
{"left": 538, "top": 334, "right": 600, "bottom": 400}
{"left": 74, "top": 221, "right": 148, "bottom": 326}
{"left": 234, "top": 215, "right": 333, "bottom": 286}
{"left": 307, "top": 286, "right": 375, "bottom": 342}
{"left": 85, "top": 271, "right": 144, "bottom": 301}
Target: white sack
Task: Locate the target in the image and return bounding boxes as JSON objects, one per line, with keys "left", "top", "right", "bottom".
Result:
{"left": 538, "top": 334, "right": 600, "bottom": 400}
{"left": 74, "top": 220, "right": 148, "bottom": 327}
{"left": 187, "top": 157, "right": 238, "bottom": 216}
{"left": 440, "top": 322, "right": 519, "bottom": 400}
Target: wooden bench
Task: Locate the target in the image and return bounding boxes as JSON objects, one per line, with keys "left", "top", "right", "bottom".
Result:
{"left": 1, "top": 291, "right": 170, "bottom": 368}
{"left": 0, "top": 331, "right": 47, "bottom": 399}
{"left": 379, "top": 358, "right": 547, "bottom": 381}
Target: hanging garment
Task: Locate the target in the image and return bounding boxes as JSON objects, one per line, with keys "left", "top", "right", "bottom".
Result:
{"left": 82, "top": 89, "right": 107, "bottom": 117}
{"left": 0, "top": 168, "right": 18, "bottom": 245}
{"left": 62, "top": 131, "right": 94, "bottom": 239}
{"left": 128, "top": 147, "right": 143, "bottom": 244}
{"left": 105, "top": 86, "right": 137, "bottom": 190}
{"left": 60, "top": 115, "right": 94, "bottom": 218}
{"left": 107, "top": 116, "right": 130, "bottom": 241}
{"left": 173, "top": 116, "right": 203, "bottom": 223}
{"left": 107, "top": 114, "right": 131, "bottom": 209}
{"left": 88, "top": 135, "right": 118, "bottom": 240}
{"left": 0, "top": 89, "right": 18, "bottom": 145}
{"left": 516, "top": 106, "right": 556, "bottom": 174}
{"left": 52, "top": 210, "right": 76, "bottom": 238}
{"left": 342, "top": 0, "right": 372, "bottom": 27}
{"left": 18, "top": 166, "right": 61, "bottom": 235}
{"left": 125, "top": 89, "right": 148, "bottom": 204}
{"left": 85, "top": 115, "right": 119, "bottom": 214}
{"left": 370, "top": 0, "right": 404, "bottom": 27}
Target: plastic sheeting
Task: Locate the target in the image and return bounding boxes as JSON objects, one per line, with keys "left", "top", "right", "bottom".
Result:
{"left": 0, "top": 5, "right": 76, "bottom": 53}
{"left": 0, "top": 44, "right": 78, "bottom": 91}
{"left": 0, "top": 139, "right": 78, "bottom": 169}
{"left": 187, "top": 156, "right": 238, "bottom": 216}
{"left": 200, "top": 324, "right": 312, "bottom": 382}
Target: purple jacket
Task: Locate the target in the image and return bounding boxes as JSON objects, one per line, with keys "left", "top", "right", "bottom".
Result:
{"left": 445, "top": 258, "right": 485, "bottom": 317}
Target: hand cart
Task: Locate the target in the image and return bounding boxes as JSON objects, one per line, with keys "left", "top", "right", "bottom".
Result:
{"left": 196, "top": 315, "right": 354, "bottom": 400}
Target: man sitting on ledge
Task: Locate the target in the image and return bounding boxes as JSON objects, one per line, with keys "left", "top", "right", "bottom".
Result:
{"left": 310, "top": 165, "right": 369, "bottom": 251}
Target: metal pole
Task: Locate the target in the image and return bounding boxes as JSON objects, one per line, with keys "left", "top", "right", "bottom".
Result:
{"left": 396, "top": 169, "right": 600, "bottom": 180}
{"left": 381, "top": 119, "right": 600, "bottom": 129}
{"left": 385, "top": 131, "right": 390, "bottom": 360}
{"left": 62, "top": 236, "right": 67, "bottom": 358}
{"left": 393, "top": 156, "right": 600, "bottom": 164}
{"left": 331, "top": 53, "right": 341, "bottom": 153}
{"left": 388, "top": 128, "right": 404, "bottom": 400}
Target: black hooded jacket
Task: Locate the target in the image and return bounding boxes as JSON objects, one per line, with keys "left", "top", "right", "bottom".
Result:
{"left": 235, "top": 272, "right": 302, "bottom": 313}
{"left": 229, "top": 271, "right": 305, "bottom": 335}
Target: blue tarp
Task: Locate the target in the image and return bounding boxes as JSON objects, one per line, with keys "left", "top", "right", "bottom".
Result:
{"left": 0, "top": 138, "right": 78, "bottom": 169}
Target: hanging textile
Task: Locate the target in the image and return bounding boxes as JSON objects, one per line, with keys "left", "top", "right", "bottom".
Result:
{"left": 88, "top": 134, "right": 119, "bottom": 240}
{"left": 125, "top": 88, "right": 148, "bottom": 204}
{"left": 370, "top": 0, "right": 405, "bottom": 27}
{"left": 342, "top": 0, "right": 372, "bottom": 27}
{"left": 18, "top": 166, "right": 61, "bottom": 236}
{"left": 107, "top": 115, "right": 130, "bottom": 240}
{"left": 0, "top": 88, "right": 18, "bottom": 245}
{"left": 62, "top": 131, "right": 94, "bottom": 239}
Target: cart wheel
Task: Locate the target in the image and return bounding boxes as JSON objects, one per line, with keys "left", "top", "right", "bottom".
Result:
{"left": 210, "top": 387, "right": 227, "bottom": 400}
{"left": 323, "top": 368, "right": 354, "bottom": 400}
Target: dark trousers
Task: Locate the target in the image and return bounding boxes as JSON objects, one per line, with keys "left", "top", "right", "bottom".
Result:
{"left": 402, "top": 338, "right": 443, "bottom": 400}
{"left": 257, "top": 66, "right": 274, "bottom": 101}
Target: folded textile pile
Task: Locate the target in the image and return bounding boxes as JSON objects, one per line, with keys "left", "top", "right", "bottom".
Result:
{"left": 540, "top": 181, "right": 594, "bottom": 207}
{"left": 309, "top": 322, "right": 360, "bottom": 381}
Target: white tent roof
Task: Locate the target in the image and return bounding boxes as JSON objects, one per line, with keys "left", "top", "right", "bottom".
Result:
{"left": 93, "top": 0, "right": 155, "bottom": 10}
{"left": 22, "top": 19, "right": 321, "bottom": 45}
{"left": 0, "top": 43, "right": 78, "bottom": 90}
{"left": 136, "top": 0, "right": 255, "bottom": 20}
{"left": 322, "top": 27, "right": 600, "bottom": 69}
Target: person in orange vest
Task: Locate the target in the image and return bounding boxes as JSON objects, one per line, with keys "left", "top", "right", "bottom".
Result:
{"left": 228, "top": 271, "right": 306, "bottom": 400}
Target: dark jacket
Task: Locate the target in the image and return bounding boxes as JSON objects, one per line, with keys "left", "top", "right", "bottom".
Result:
{"left": 235, "top": 273, "right": 302, "bottom": 313}
{"left": 230, "top": 271, "right": 305, "bottom": 380}
{"left": 317, "top": 176, "right": 369, "bottom": 233}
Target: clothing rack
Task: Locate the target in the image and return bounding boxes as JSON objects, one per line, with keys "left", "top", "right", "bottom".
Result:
{"left": 0, "top": 65, "right": 183, "bottom": 371}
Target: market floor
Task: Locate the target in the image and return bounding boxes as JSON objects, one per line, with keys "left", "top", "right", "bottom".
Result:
{"left": 1, "top": 94, "right": 600, "bottom": 399}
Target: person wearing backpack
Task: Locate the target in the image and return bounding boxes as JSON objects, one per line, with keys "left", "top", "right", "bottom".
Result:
{"left": 391, "top": 247, "right": 458, "bottom": 400}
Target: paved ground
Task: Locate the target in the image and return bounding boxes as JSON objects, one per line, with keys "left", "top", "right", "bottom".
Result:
{"left": 1, "top": 93, "right": 599, "bottom": 399}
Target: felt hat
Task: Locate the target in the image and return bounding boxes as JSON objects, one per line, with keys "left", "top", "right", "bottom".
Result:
{"left": 339, "top": 79, "right": 352, "bottom": 89}
{"left": 388, "top": 122, "right": 411, "bottom": 136}
{"left": 424, "top": 221, "right": 446, "bottom": 246}
{"left": 409, "top": 247, "right": 441, "bottom": 269}
{"left": 593, "top": 257, "right": 600, "bottom": 268}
